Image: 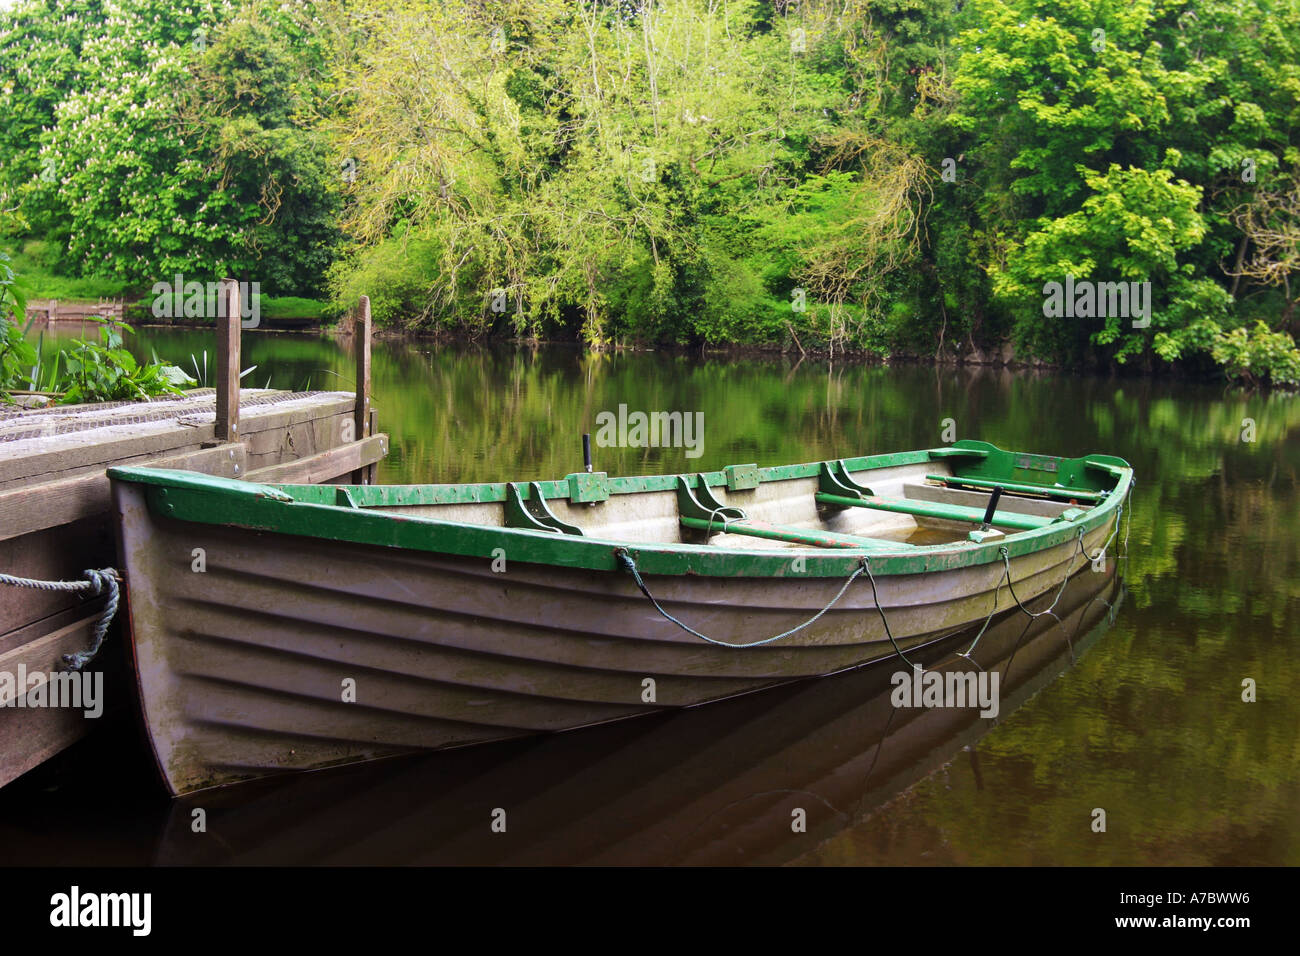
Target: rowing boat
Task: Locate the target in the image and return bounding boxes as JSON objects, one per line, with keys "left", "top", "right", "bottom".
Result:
{"left": 106, "top": 439, "right": 1132, "bottom": 795}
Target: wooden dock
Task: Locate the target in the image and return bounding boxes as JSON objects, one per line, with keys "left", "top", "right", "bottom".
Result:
{"left": 0, "top": 291, "right": 384, "bottom": 788}
{"left": 23, "top": 297, "right": 125, "bottom": 328}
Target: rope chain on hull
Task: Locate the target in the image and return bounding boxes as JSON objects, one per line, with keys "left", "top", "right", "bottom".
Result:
{"left": 616, "top": 549, "right": 917, "bottom": 664}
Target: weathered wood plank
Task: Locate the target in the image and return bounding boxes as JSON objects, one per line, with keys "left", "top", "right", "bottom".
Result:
{"left": 355, "top": 296, "right": 372, "bottom": 442}
{"left": 0, "top": 602, "right": 105, "bottom": 657}
{"left": 0, "top": 444, "right": 248, "bottom": 541}
{"left": 215, "top": 279, "right": 240, "bottom": 442}
{"left": 245, "top": 434, "right": 388, "bottom": 485}
{"left": 905, "top": 482, "right": 1071, "bottom": 518}
{"left": 0, "top": 518, "right": 114, "bottom": 638}
{"left": 245, "top": 411, "right": 348, "bottom": 458}
{"left": 0, "top": 393, "right": 355, "bottom": 487}
{"left": 0, "top": 613, "right": 107, "bottom": 788}
{"left": 352, "top": 297, "right": 372, "bottom": 484}
{"left": 0, "top": 419, "right": 219, "bottom": 486}
{"left": 0, "top": 689, "right": 96, "bottom": 788}
{"left": 0, "top": 614, "right": 104, "bottom": 708}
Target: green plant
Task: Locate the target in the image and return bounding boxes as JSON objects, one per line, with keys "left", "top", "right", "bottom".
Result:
{"left": 0, "top": 321, "right": 38, "bottom": 400}
{"left": 1211, "top": 321, "right": 1300, "bottom": 389}
{"left": 186, "top": 348, "right": 256, "bottom": 388}
{"left": 260, "top": 296, "right": 327, "bottom": 319}
{"left": 56, "top": 316, "right": 192, "bottom": 404}
{"left": 0, "top": 251, "right": 37, "bottom": 401}
{"left": 1, "top": 250, "right": 27, "bottom": 322}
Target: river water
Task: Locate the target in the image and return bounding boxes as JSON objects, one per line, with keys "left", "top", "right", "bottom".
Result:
{"left": 2, "top": 327, "right": 1296, "bottom": 865}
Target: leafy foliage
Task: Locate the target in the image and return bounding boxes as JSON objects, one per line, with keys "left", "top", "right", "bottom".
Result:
{"left": 1211, "top": 320, "right": 1300, "bottom": 387}
{"left": 0, "top": 0, "right": 339, "bottom": 295}
{"left": 0, "top": 251, "right": 37, "bottom": 399}
{"left": 53, "top": 317, "right": 189, "bottom": 404}
{"left": 2, "top": 0, "right": 1300, "bottom": 385}
{"left": 0, "top": 252, "right": 189, "bottom": 402}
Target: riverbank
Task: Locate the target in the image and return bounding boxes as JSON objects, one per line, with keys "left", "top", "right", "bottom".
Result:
{"left": 341, "top": 325, "right": 1275, "bottom": 390}
{"left": 20, "top": 298, "right": 1295, "bottom": 389}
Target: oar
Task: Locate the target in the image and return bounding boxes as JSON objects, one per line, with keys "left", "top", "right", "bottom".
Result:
{"left": 813, "top": 492, "right": 1053, "bottom": 532}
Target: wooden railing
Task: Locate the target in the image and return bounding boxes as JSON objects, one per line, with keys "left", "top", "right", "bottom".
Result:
{"left": 24, "top": 298, "right": 125, "bottom": 326}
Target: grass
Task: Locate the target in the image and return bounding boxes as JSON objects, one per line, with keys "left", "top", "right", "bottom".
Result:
{"left": 127, "top": 295, "right": 331, "bottom": 323}
{"left": 1, "top": 237, "right": 331, "bottom": 319}
{"left": 261, "top": 296, "right": 328, "bottom": 319}
{"left": 0, "top": 238, "right": 134, "bottom": 300}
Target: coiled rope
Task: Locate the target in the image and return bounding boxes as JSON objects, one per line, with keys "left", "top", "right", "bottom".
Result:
{"left": 0, "top": 568, "right": 120, "bottom": 671}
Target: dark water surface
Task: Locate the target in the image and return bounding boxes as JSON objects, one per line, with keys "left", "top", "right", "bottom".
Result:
{"left": 3, "top": 328, "right": 1297, "bottom": 865}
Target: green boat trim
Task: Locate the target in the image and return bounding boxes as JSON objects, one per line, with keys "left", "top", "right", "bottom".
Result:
{"left": 107, "top": 440, "right": 1132, "bottom": 579}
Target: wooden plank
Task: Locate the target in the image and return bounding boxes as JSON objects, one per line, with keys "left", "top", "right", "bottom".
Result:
{"left": 0, "top": 419, "right": 219, "bottom": 486}
{"left": 0, "top": 613, "right": 108, "bottom": 788}
{"left": 236, "top": 395, "right": 357, "bottom": 437}
{"left": 355, "top": 295, "right": 372, "bottom": 441}
{"left": 0, "top": 443, "right": 200, "bottom": 494}
{"left": 0, "top": 393, "right": 355, "bottom": 487}
{"left": 1, "top": 601, "right": 105, "bottom": 657}
{"left": 245, "top": 434, "right": 388, "bottom": 485}
{"left": 0, "top": 518, "right": 114, "bottom": 637}
{"left": 367, "top": 407, "right": 380, "bottom": 484}
{"left": 244, "top": 409, "right": 348, "bottom": 460}
{"left": 906, "top": 482, "right": 1070, "bottom": 519}
{"left": 246, "top": 417, "right": 316, "bottom": 457}
{"left": 244, "top": 413, "right": 355, "bottom": 472}
{"left": 215, "top": 278, "right": 240, "bottom": 442}
{"left": 0, "top": 686, "right": 96, "bottom": 787}
{"left": 925, "top": 473, "right": 1104, "bottom": 502}
{"left": 0, "top": 443, "right": 248, "bottom": 541}
{"left": 352, "top": 296, "right": 372, "bottom": 484}
{"left": 0, "top": 614, "right": 104, "bottom": 708}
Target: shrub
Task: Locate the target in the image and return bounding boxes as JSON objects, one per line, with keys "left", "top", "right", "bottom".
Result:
{"left": 1211, "top": 321, "right": 1300, "bottom": 388}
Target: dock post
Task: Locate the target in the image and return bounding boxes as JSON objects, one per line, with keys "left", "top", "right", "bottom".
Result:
{"left": 215, "top": 278, "right": 240, "bottom": 443}
{"left": 351, "top": 295, "right": 372, "bottom": 484}
{"left": 367, "top": 407, "right": 380, "bottom": 484}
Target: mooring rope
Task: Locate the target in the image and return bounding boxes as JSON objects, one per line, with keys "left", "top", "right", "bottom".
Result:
{"left": 0, "top": 568, "right": 120, "bottom": 671}
{"left": 1121, "top": 477, "right": 1135, "bottom": 558}
{"left": 1002, "top": 525, "right": 1088, "bottom": 622}
{"left": 620, "top": 483, "right": 1135, "bottom": 661}
{"left": 962, "top": 478, "right": 1133, "bottom": 654}
{"left": 958, "top": 562, "right": 1008, "bottom": 661}
{"left": 615, "top": 550, "right": 914, "bottom": 664}
{"left": 859, "top": 556, "right": 915, "bottom": 667}
{"left": 1075, "top": 498, "right": 1125, "bottom": 568}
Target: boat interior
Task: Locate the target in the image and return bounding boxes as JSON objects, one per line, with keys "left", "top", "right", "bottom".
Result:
{"left": 268, "top": 445, "right": 1123, "bottom": 553}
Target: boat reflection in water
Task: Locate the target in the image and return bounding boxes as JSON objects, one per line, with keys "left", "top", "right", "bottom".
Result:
{"left": 157, "top": 565, "right": 1122, "bottom": 865}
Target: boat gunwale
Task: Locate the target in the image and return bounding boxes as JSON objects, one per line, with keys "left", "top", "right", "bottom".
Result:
{"left": 106, "top": 441, "right": 1132, "bottom": 579}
